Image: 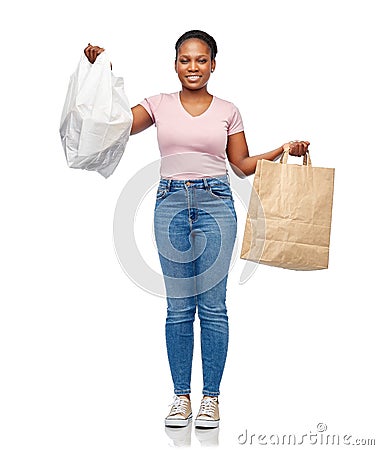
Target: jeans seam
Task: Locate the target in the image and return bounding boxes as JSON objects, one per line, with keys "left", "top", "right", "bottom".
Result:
{"left": 202, "top": 390, "right": 220, "bottom": 396}
{"left": 174, "top": 389, "right": 192, "bottom": 395}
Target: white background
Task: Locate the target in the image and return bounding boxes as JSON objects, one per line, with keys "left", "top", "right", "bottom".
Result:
{"left": 1, "top": 0, "right": 378, "bottom": 448}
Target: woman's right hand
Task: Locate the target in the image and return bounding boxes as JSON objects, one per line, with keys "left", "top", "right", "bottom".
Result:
{"left": 84, "top": 43, "right": 105, "bottom": 64}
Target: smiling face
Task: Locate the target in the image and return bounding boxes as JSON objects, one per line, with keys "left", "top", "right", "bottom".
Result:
{"left": 175, "top": 38, "right": 216, "bottom": 92}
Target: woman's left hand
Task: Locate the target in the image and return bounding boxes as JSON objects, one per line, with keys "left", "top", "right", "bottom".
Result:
{"left": 283, "top": 140, "right": 310, "bottom": 157}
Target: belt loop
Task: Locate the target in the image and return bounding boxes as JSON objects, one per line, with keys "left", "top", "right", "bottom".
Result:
{"left": 226, "top": 169, "right": 230, "bottom": 184}
{"left": 203, "top": 178, "right": 209, "bottom": 190}
{"left": 167, "top": 179, "right": 172, "bottom": 191}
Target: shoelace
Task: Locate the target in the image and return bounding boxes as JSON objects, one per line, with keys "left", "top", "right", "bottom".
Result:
{"left": 198, "top": 397, "right": 217, "bottom": 417}
{"left": 168, "top": 395, "right": 188, "bottom": 415}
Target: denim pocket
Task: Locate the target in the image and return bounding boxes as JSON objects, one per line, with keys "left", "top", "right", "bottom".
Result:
{"left": 208, "top": 183, "right": 233, "bottom": 199}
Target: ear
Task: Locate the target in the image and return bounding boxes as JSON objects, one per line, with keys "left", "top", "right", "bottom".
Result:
{"left": 174, "top": 60, "right": 178, "bottom": 73}
{"left": 211, "top": 59, "right": 216, "bottom": 73}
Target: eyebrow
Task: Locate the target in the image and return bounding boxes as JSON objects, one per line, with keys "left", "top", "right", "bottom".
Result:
{"left": 179, "top": 54, "right": 210, "bottom": 58}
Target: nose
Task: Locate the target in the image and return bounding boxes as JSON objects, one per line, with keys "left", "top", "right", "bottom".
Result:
{"left": 188, "top": 60, "right": 198, "bottom": 72}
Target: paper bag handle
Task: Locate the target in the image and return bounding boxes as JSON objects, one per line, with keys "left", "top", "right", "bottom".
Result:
{"left": 280, "top": 149, "right": 312, "bottom": 166}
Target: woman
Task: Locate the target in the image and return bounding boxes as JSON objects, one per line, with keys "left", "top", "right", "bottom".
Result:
{"left": 84, "top": 30, "right": 309, "bottom": 429}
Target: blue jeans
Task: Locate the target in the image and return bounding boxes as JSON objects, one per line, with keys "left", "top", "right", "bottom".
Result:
{"left": 153, "top": 175, "right": 237, "bottom": 397}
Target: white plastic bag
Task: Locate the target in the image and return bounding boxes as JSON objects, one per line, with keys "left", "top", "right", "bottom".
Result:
{"left": 59, "top": 51, "right": 133, "bottom": 178}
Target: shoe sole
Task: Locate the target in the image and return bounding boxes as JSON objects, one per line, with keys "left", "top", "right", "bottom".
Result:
{"left": 165, "top": 414, "right": 193, "bottom": 427}
{"left": 194, "top": 418, "right": 219, "bottom": 428}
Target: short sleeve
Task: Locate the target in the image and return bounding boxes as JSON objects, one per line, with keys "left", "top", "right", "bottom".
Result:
{"left": 139, "top": 94, "right": 163, "bottom": 124}
{"left": 228, "top": 104, "right": 244, "bottom": 136}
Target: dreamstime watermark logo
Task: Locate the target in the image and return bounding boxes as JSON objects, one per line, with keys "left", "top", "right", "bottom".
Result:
{"left": 113, "top": 157, "right": 264, "bottom": 297}
{"left": 238, "top": 422, "right": 376, "bottom": 446}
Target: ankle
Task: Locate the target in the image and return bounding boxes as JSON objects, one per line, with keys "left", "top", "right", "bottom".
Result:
{"left": 203, "top": 395, "right": 218, "bottom": 401}
{"left": 179, "top": 394, "right": 190, "bottom": 400}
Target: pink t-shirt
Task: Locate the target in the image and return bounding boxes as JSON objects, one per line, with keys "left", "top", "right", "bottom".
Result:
{"left": 139, "top": 92, "right": 244, "bottom": 179}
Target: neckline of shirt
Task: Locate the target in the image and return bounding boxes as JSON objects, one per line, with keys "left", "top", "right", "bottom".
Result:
{"left": 177, "top": 92, "right": 215, "bottom": 119}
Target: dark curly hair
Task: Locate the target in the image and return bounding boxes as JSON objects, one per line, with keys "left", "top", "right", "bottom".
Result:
{"left": 175, "top": 30, "right": 218, "bottom": 61}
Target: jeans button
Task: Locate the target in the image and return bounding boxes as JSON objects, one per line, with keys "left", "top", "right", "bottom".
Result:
{"left": 185, "top": 181, "right": 191, "bottom": 186}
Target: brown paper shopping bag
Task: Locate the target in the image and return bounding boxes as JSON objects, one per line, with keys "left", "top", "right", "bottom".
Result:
{"left": 240, "top": 151, "right": 335, "bottom": 270}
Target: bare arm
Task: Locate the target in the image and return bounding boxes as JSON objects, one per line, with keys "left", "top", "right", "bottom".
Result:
{"left": 226, "top": 131, "right": 310, "bottom": 177}
{"left": 130, "top": 105, "right": 153, "bottom": 135}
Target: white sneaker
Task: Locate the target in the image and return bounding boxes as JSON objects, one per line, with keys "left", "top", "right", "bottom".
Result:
{"left": 195, "top": 396, "right": 220, "bottom": 428}
{"left": 165, "top": 395, "right": 192, "bottom": 427}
